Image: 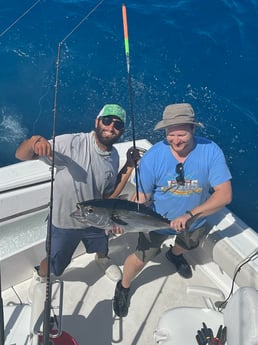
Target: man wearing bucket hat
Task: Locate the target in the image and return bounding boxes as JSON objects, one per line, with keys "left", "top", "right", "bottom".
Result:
{"left": 113, "top": 103, "right": 232, "bottom": 317}
{"left": 16, "top": 104, "right": 141, "bottom": 301}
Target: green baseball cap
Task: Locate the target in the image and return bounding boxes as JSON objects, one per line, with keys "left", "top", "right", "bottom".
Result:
{"left": 97, "top": 104, "right": 126, "bottom": 124}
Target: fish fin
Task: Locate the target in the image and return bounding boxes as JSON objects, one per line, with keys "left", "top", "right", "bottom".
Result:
{"left": 111, "top": 214, "right": 128, "bottom": 226}
{"left": 185, "top": 212, "right": 202, "bottom": 229}
{"left": 143, "top": 200, "right": 153, "bottom": 207}
{"left": 162, "top": 211, "right": 169, "bottom": 219}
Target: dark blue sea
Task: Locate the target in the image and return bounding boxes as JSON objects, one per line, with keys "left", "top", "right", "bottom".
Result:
{"left": 0, "top": 0, "right": 257, "bottom": 231}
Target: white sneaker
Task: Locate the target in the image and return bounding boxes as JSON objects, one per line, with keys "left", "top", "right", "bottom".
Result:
{"left": 28, "top": 266, "right": 46, "bottom": 304}
{"left": 95, "top": 255, "right": 122, "bottom": 282}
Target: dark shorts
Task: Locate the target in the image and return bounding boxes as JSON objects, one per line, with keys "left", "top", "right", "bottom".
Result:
{"left": 46, "top": 225, "right": 108, "bottom": 276}
{"left": 134, "top": 223, "right": 209, "bottom": 263}
{"left": 175, "top": 223, "right": 209, "bottom": 250}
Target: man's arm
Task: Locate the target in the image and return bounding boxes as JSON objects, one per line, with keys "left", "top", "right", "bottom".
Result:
{"left": 16, "top": 135, "right": 52, "bottom": 161}
{"left": 108, "top": 164, "right": 134, "bottom": 198}
{"left": 107, "top": 147, "right": 144, "bottom": 199}
{"left": 170, "top": 180, "right": 232, "bottom": 231}
{"left": 190, "top": 180, "right": 232, "bottom": 217}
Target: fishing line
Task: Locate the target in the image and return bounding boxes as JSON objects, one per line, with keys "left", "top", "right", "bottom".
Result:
{"left": 0, "top": 0, "right": 41, "bottom": 38}
{"left": 122, "top": 4, "right": 140, "bottom": 202}
{"left": 217, "top": 248, "right": 258, "bottom": 312}
{"left": 42, "top": 1, "right": 105, "bottom": 344}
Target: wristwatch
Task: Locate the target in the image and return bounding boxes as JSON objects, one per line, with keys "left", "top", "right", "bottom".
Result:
{"left": 186, "top": 210, "right": 194, "bottom": 218}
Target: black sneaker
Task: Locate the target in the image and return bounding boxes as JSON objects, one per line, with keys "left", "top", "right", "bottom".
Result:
{"left": 165, "top": 246, "right": 192, "bottom": 279}
{"left": 113, "top": 280, "right": 130, "bottom": 317}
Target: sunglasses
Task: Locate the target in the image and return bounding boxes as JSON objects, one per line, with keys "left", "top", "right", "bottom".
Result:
{"left": 176, "top": 163, "right": 185, "bottom": 185}
{"left": 100, "top": 116, "right": 124, "bottom": 131}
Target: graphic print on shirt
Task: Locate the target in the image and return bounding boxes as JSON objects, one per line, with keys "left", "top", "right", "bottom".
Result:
{"left": 160, "top": 174, "right": 202, "bottom": 195}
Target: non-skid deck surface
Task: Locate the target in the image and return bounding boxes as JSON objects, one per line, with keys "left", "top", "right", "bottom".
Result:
{"left": 3, "top": 234, "right": 225, "bottom": 345}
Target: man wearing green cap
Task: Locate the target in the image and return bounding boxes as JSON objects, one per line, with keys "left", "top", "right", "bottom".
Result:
{"left": 16, "top": 104, "right": 140, "bottom": 301}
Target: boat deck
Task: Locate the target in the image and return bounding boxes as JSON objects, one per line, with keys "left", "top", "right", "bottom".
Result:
{"left": 1, "top": 139, "right": 258, "bottom": 344}
{"left": 2, "top": 234, "right": 230, "bottom": 345}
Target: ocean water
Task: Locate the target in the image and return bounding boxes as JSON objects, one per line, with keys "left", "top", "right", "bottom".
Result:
{"left": 0, "top": 0, "right": 257, "bottom": 231}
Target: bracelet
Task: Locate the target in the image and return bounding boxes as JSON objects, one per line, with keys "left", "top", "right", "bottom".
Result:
{"left": 32, "top": 136, "right": 42, "bottom": 152}
{"left": 186, "top": 210, "right": 194, "bottom": 218}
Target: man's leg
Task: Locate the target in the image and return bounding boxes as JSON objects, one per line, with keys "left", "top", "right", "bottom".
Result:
{"left": 165, "top": 243, "right": 192, "bottom": 279}
{"left": 121, "top": 253, "right": 145, "bottom": 288}
{"left": 32, "top": 227, "right": 79, "bottom": 279}
{"left": 166, "top": 223, "right": 209, "bottom": 279}
{"left": 28, "top": 227, "right": 80, "bottom": 303}
{"left": 113, "top": 231, "right": 167, "bottom": 317}
{"left": 113, "top": 253, "right": 145, "bottom": 317}
{"left": 82, "top": 230, "right": 122, "bottom": 282}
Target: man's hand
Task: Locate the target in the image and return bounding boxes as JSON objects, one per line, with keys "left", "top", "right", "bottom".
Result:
{"left": 126, "top": 146, "right": 146, "bottom": 167}
{"left": 33, "top": 136, "right": 52, "bottom": 158}
{"left": 105, "top": 225, "right": 125, "bottom": 236}
{"left": 170, "top": 213, "right": 191, "bottom": 233}
{"left": 16, "top": 135, "right": 52, "bottom": 161}
{"left": 170, "top": 212, "right": 201, "bottom": 233}
{"left": 112, "top": 225, "right": 124, "bottom": 235}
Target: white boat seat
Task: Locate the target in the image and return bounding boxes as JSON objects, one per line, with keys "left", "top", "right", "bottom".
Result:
{"left": 154, "top": 286, "right": 258, "bottom": 345}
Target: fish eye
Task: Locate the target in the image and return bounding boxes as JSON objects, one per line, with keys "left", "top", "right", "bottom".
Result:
{"left": 87, "top": 207, "right": 94, "bottom": 213}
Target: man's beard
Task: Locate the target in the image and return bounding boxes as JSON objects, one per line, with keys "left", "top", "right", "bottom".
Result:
{"left": 95, "top": 126, "right": 122, "bottom": 148}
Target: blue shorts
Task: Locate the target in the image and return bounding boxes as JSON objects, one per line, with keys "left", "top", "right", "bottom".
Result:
{"left": 46, "top": 225, "right": 108, "bottom": 276}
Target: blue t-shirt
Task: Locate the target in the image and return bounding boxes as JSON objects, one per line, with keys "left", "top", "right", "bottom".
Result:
{"left": 137, "top": 137, "right": 232, "bottom": 234}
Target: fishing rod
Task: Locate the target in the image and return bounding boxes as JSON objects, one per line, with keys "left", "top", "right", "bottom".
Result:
{"left": 122, "top": 4, "right": 140, "bottom": 202}
{"left": 42, "top": 1, "right": 105, "bottom": 344}
{"left": 0, "top": 268, "right": 4, "bottom": 345}
{"left": 0, "top": 2, "right": 42, "bottom": 345}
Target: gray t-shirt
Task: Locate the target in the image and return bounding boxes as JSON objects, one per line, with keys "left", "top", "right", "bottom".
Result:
{"left": 40, "top": 131, "right": 119, "bottom": 229}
